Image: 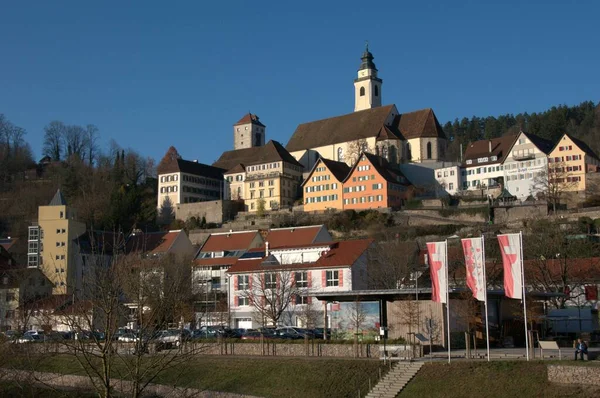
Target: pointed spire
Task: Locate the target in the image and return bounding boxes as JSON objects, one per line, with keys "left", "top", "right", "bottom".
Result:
{"left": 49, "top": 189, "right": 67, "bottom": 206}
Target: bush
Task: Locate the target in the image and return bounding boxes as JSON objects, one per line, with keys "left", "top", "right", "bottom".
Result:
{"left": 405, "top": 199, "right": 423, "bottom": 209}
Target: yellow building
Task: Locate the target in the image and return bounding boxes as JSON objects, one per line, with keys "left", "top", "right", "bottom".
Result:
{"left": 302, "top": 158, "right": 349, "bottom": 212}
{"left": 28, "top": 190, "right": 86, "bottom": 295}
{"left": 215, "top": 140, "right": 304, "bottom": 212}
{"left": 548, "top": 134, "right": 600, "bottom": 192}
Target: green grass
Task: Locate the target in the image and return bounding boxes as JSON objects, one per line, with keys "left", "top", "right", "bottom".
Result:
{"left": 8, "top": 354, "right": 382, "bottom": 398}
{"left": 402, "top": 361, "right": 600, "bottom": 398}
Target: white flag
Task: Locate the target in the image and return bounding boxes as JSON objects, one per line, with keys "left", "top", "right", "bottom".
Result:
{"left": 497, "top": 233, "right": 523, "bottom": 299}
{"left": 426, "top": 241, "right": 448, "bottom": 303}
{"left": 461, "top": 237, "right": 486, "bottom": 302}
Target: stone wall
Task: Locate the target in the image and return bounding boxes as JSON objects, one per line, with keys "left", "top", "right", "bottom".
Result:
{"left": 547, "top": 365, "right": 600, "bottom": 386}
{"left": 493, "top": 204, "right": 548, "bottom": 224}
{"left": 175, "top": 200, "right": 241, "bottom": 224}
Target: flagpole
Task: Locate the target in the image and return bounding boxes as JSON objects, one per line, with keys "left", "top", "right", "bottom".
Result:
{"left": 445, "top": 239, "right": 451, "bottom": 364}
{"left": 482, "top": 234, "right": 490, "bottom": 362}
{"left": 520, "top": 231, "right": 530, "bottom": 361}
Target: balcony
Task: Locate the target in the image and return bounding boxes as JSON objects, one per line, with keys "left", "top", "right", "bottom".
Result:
{"left": 513, "top": 153, "right": 535, "bottom": 161}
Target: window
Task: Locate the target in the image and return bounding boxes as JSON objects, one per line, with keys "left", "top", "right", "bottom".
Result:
{"left": 374, "top": 85, "right": 379, "bottom": 97}
{"left": 359, "top": 86, "right": 365, "bottom": 96}
{"left": 450, "top": 170, "right": 455, "bottom": 176}
{"left": 265, "top": 274, "right": 276, "bottom": 289}
{"left": 238, "top": 296, "right": 249, "bottom": 306}
{"left": 519, "top": 138, "right": 526, "bottom": 144}
{"left": 326, "top": 270, "right": 339, "bottom": 287}
{"left": 59, "top": 211, "right": 64, "bottom": 218}
{"left": 426, "top": 142, "right": 432, "bottom": 159}
{"left": 337, "top": 147, "right": 344, "bottom": 162}
{"left": 295, "top": 271, "right": 308, "bottom": 288}
{"left": 6, "top": 293, "right": 15, "bottom": 302}
{"left": 449, "top": 183, "right": 454, "bottom": 190}
{"left": 296, "top": 295, "right": 309, "bottom": 305}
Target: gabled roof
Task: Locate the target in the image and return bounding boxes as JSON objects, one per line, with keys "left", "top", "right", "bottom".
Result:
{"left": 227, "top": 239, "right": 373, "bottom": 273}
{"left": 301, "top": 157, "right": 351, "bottom": 187}
{"left": 0, "top": 238, "right": 17, "bottom": 252}
{"left": 199, "top": 230, "right": 261, "bottom": 253}
{"left": 463, "top": 135, "right": 517, "bottom": 167}
{"left": 0, "top": 267, "right": 43, "bottom": 289}
{"left": 286, "top": 105, "right": 396, "bottom": 152}
{"left": 213, "top": 140, "right": 303, "bottom": 171}
{"left": 74, "top": 231, "right": 124, "bottom": 255}
{"left": 235, "top": 113, "right": 265, "bottom": 127}
{"left": 522, "top": 132, "right": 554, "bottom": 155}
{"left": 345, "top": 152, "right": 411, "bottom": 186}
{"left": 376, "top": 125, "right": 403, "bottom": 141}
{"left": 226, "top": 164, "right": 246, "bottom": 174}
{"left": 263, "top": 225, "right": 328, "bottom": 248}
{"left": 157, "top": 157, "right": 225, "bottom": 180}
{"left": 558, "top": 134, "right": 600, "bottom": 161}
{"left": 49, "top": 189, "right": 67, "bottom": 206}
{"left": 395, "top": 108, "right": 446, "bottom": 140}
{"left": 125, "top": 230, "right": 182, "bottom": 254}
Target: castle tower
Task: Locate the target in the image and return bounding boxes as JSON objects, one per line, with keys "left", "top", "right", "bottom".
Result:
{"left": 354, "top": 44, "right": 382, "bottom": 112}
{"left": 233, "top": 113, "right": 266, "bottom": 150}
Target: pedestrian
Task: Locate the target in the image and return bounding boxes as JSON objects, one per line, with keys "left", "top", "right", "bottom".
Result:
{"left": 574, "top": 338, "right": 588, "bottom": 360}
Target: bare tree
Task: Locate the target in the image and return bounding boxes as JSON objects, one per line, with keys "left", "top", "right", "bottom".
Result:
{"left": 85, "top": 124, "right": 100, "bottom": 166}
{"left": 43, "top": 121, "right": 66, "bottom": 161}
{"left": 349, "top": 297, "right": 367, "bottom": 357}
{"left": 367, "top": 240, "right": 420, "bottom": 289}
{"left": 533, "top": 162, "right": 578, "bottom": 211}
{"left": 346, "top": 139, "right": 373, "bottom": 165}
{"left": 240, "top": 269, "right": 300, "bottom": 327}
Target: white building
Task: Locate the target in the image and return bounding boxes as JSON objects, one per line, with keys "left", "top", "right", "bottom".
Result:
{"left": 434, "top": 165, "right": 461, "bottom": 195}
{"left": 503, "top": 131, "right": 554, "bottom": 199}
{"left": 461, "top": 135, "right": 516, "bottom": 192}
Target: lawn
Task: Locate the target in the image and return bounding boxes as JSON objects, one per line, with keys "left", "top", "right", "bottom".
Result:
{"left": 7, "top": 354, "right": 383, "bottom": 398}
{"left": 402, "top": 361, "right": 600, "bottom": 398}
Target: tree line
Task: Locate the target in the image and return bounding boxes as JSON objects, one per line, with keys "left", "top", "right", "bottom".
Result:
{"left": 443, "top": 101, "right": 600, "bottom": 161}
{"left": 0, "top": 114, "right": 158, "bottom": 243}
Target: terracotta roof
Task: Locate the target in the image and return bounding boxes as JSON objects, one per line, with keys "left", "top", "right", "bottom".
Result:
{"left": 395, "top": 108, "right": 446, "bottom": 140}
{"left": 213, "top": 140, "right": 303, "bottom": 171}
{"left": 301, "top": 158, "right": 351, "bottom": 186}
{"left": 264, "top": 225, "right": 326, "bottom": 248}
{"left": 562, "top": 134, "right": 600, "bottom": 161}
{"left": 199, "top": 231, "right": 261, "bottom": 252}
{"left": 376, "top": 125, "right": 403, "bottom": 141}
{"left": 286, "top": 105, "right": 396, "bottom": 152}
{"left": 234, "top": 113, "right": 265, "bottom": 127}
{"left": 125, "top": 230, "right": 181, "bottom": 254}
{"left": 463, "top": 135, "right": 517, "bottom": 167}
{"left": 227, "top": 239, "right": 374, "bottom": 273}
{"left": 345, "top": 153, "right": 411, "bottom": 185}
{"left": 157, "top": 157, "right": 225, "bottom": 180}
{"left": 0, "top": 238, "right": 18, "bottom": 252}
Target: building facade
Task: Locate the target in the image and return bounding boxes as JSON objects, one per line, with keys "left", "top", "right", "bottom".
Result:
{"left": 234, "top": 113, "right": 266, "bottom": 150}
{"left": 302, "top": 158, "right": 349, "bottom": 212}
{"left": 434, "top": 165, "right": 461, "bottom": 195}
{"left": 547, "top": 133, "right": 600, "bottom": 193}
{"left": 157, "top": 147, "right": 226, "bottom": 210}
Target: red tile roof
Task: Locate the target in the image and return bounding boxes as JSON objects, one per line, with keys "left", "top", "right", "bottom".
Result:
{"left": 126, "top": 230, "right": 181, "bottom": 254}
{"left": 200, "top": 231, "right": 261, "bottom": 252}
{"left": 463, "top": 135, "right": 517, "bottom": 167}
{"left": 227, "top": 239, "right": 373, "bottom": 273}
{"left": 234, "top": 113, "right": 265, "bottom": 127}
{"left": 264, "top": 226, "right": 325, "bottom": 248}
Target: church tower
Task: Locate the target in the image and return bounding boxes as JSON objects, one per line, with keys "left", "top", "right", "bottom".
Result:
{"left": 233, "top": 113, "right": 266, "bottom": 150}
{"left": 354, "top": 44, "right": 382, "bottom": 112}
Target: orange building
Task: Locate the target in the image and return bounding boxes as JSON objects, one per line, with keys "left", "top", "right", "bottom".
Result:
{"left": 342, "top": 153, "right": 412, "bottom": 210}
{"left": 302, "top": 158, "right": 350, "bottom": 211}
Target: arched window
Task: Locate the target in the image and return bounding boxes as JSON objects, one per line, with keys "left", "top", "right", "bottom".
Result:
{"left": 427, "top": 142, "right": 432, "bottom": 160}
{"left": 359, "top": 87, "right": 365, "bottom": 96}
{"left": 389, "top": 145, "right": 398, "bottom": 164}
{"left": 406, "top": 143, "right": 412, "bottom": 161}
{"left": 255, "top": 133, "right": 261, "bottom": 145}
{"left": 382, "top": 146, "right": 388, "bottom": 160}
{"left": 374, "top": 85, "right": 379, "bottom": 97}
{"left": 337, "top": 147, "right": 344, "bottom": 162}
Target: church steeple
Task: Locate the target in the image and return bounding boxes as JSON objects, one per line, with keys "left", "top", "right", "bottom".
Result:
{"left": 354, "top": 43, "right": 382, "bottom": 112}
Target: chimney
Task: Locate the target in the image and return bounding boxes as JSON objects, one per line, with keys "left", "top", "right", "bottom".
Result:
{"left": 265, "top": 241, "right": 269, "bottom": 257}
{"left": 488, "top": 140, "right": 492, "bottom": 153}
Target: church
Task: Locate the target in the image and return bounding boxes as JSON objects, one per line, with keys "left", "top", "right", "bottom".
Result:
{"left": 286, "top": 46, "right": 448, "bottom": 173}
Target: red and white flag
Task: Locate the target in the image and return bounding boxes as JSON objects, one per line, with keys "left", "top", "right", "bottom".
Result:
{"left": 497, "top": 233, "right": 523, "bottom": 299}
{"left": 461, "top": 237, "right": 486, "bottom": 301}
{"left": 426, "top": 241, "right": 448, "bottom": 303}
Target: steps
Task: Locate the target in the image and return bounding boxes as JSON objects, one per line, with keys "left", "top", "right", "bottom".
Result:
{"left": 366, "top": 361, "right": 424, "bottom": 398}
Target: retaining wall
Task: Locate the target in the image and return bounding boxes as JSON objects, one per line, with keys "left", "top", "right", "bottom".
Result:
{"left": 547, "top": 365, "right": 600, "bottom": 386}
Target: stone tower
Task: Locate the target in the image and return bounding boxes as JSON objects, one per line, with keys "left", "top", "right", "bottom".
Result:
{"left": 233, "top": 113, "right": 266, "bottom": 150}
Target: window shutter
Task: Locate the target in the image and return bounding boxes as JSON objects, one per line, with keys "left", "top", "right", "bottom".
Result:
{"left": 276, "top": 274, "right": 281, "bottom": 290}
{"left": 307, "top": 296, "right": 312, "bottom": 304}
{"left": 338, "top": 270, "right": 343, "bottom": 287}
{"left": 234, "top": 296, "right": 239, "bottom": 307}
{"left": 307, "top": 272, "right": 312, "bottom": 288}
{"left": 322, "top": 271, "right": 326, "bottom": 287}
{"left": 291, "top": 294, "right": 296, "bottom": 305}
{"left": 233, "top": 275, "right": 238, "bottom": 291}
{"left": 249, "top": 275, "right": 253, "bottom": 289}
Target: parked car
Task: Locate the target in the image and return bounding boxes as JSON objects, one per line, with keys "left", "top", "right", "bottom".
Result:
{"left": 195, "top": 326, "right": 227, "bottom": 338}
{"left": 117, "top": 333, "right": 138, "bottom": 342}
{"left": 1, "top": 330, "right": 18, "bottom": 340}
{"left": 15, "top": 334, "right": 43, "bottom": 344}
{"left": 311, "top": 328, "right": 332, "bottom": 340}
{"left": 241, "top": 331, "right": 276, "bottom": 341}
{"left": 155, "top": 329, "right": 190, "bottom": 347}
{"left": 275, "top": 327, "right": 314, "bottom": 339}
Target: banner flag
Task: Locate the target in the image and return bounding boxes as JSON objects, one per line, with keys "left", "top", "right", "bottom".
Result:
{"left": 461, "top": 237, "right": 486, "bottom": 302}
{"left": 497, "top": 233, "right": 523, "bottom": 299}
{"left": 426, "top": 241, "right": 448, "bottom": 303}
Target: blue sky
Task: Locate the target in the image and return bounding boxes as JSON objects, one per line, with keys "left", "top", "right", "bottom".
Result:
{"left": 1, "top": 0, "right": 598, "bottom": 165}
